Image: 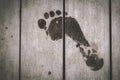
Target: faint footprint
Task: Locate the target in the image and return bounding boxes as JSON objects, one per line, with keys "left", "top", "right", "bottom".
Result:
{"left": 38, "top": 10, "right": 104, "bottom": 71}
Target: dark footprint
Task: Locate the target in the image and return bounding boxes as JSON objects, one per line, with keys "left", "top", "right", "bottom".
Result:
{"left": 38, "top": 10, "right": 104, "bottom": 71}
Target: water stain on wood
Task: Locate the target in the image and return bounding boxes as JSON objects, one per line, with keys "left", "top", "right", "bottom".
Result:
{"left": 1, "top": 38, "right": 4, "bottom": 40}
{"left": 5, "top": 27, "right": 8, "bottom": 29}
{"left": 48, "top": 71, "right": 51, "bottom": 75}
{"left": 11, "top": 35, "right": 13, "bottom": 38}
{"left": 41, "top": 65, "right": 44, "bottom": 67}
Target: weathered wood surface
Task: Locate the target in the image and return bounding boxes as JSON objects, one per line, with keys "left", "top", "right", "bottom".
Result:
{"left": 0, "top": 0, "right": 120, "bottom": 80}
{"left": 65, "top": 0, "right": 110, "bottom": 80}
{"left": 21, "top": 0, "right": 63, "bottom": 80}
{"left": 112, "top": 0, "right": 120, "bottom": 80}
{"left": 0, "top": 0, "right": 19, "bottom": 80}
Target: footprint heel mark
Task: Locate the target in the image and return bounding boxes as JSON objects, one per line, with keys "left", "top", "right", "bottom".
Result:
{"left": 78, "top": 45, "right": 104, "bottom": 71}
{"left": 86, "top": 54, "right": 104, "bottom": 71}
{"left": 38, "top": 10, "right": 104, "bottom": 71}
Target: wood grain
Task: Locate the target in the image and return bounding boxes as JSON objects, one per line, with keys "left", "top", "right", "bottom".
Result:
{"left": 21, "top": 0, "right": 63, "bottom": 80}
{"left": 112, "top": 0, "right": 120, "bottom": 80}
{"left": 0, "top": 0, "right": 20, "bottom": 80}
{"left": 65, "top": 0, "right": 110, "bottom": 80}
{"left": 1, "top": 0, "right": 120, "bottom": 80}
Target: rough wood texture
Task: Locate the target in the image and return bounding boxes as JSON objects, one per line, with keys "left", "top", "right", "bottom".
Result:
{"left": 1, "top": 0, "right": 120, "bottom": 80}
{"left": 65, "top": 0, "right": 110, "bottom": 80}
{"left": 112, "top": 0, "right": 120, "bottom": 80}
{"left": 0, "top": 0, "right": 19, "bottom": 80}
{"left": 21, "top": 0, "right": 63, "bottom": 80}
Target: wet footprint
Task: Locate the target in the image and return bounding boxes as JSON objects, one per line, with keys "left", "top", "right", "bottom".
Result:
{"left": 38, "top": 10, "right": 104, "bottom": 71}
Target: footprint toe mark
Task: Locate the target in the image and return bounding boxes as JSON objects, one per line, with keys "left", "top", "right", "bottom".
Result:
{"left": 50, "top": 11, "right": 55, "bottom": 17}
{"left": 56, "top": 10, "right": 61, "bottom": 15}
{"left": 38, "top": 19, "right": 46, "bottom": 29}
{"left": 44, "top": 12, "right": 49, "bottom": 19}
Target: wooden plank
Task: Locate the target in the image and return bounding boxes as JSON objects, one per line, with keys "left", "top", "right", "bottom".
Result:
{"left": 0, "top": 0, "right": 20, "bottom": 80}
{"left": 112, "top": 0, "right": 120, "bottom": 80}
{"left": 65, "top": 0, "right": 110, "bottom": 80}
{"left": 21, "top": 0, "right": 63, "bottom": 80}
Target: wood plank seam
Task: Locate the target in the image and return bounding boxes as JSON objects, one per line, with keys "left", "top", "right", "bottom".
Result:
{"left": 109, "top": 0, "right": 112, "bottom": 80}
{"left": 63, "top": 0, "right": 66, "bottom": 80}
{"left": 19, "top": 0, "right": 22, "bottom": 80}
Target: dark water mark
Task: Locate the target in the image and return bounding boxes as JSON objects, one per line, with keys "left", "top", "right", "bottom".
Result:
{"left": 5, "top": 27, "right": 8, "bottom": 29}
{"left": 48, "top": 71, "right": 51, "bottom": 75}
{"left": 1, "top": 38, "right": 4, "bottom": 40}
{"left": 41, "top": 65, "right": 44, "bottom": 67}
{"left": 11, "top": 35, "right": 13, "bottom": 38}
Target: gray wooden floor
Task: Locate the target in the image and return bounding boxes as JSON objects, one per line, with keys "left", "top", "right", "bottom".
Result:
{"left": 0, "top": 0, "right": 120, "bottom": 80}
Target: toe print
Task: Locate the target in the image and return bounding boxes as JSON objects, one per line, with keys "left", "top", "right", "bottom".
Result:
{"left": 56, "top": 10, "right": 61, "bottom": 15}
{"left": 38, "top": 10, "right": 104, "bottom": 71}
{"left": 44, "top": 12, "right": 49, "bottom": 19}
{"left": 50, "top": 11, "right": 55, "bottom": 17}
{"left": 38, "top": 19, "right": 46, "bottom": 29}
